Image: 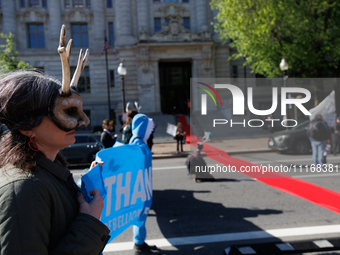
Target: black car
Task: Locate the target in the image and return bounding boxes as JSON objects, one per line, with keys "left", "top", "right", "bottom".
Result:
{"left": 268, "top": 121, "right": 311, "bottom": 154}
{"left": 60, "top": 133, "right": 104, "bottom": 166}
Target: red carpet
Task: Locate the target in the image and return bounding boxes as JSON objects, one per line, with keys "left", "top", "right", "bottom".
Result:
{"left": 190, "top": 134, "right": 340, "bottom": 214}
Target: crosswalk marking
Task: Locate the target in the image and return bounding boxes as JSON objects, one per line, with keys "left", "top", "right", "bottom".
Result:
{"left": 104, "top": 224, "right": 340, "bottom": 253}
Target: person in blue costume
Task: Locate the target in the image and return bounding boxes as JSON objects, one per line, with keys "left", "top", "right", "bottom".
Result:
{"left": 129, "top": 113, "right": 159, "bottom": 255}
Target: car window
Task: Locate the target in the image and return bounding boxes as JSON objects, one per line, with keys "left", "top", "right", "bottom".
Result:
{"left": 88, "top": 136, "right": 96, "bottom": 143}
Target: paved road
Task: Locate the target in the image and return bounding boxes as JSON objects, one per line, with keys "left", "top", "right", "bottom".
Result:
{"left": 71, "top": 152, "right": 340, "bottom": 255}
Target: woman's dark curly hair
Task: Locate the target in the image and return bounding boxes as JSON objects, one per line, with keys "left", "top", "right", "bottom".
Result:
{"left": 0, "top": 70, "right": 66, "bottom": 171}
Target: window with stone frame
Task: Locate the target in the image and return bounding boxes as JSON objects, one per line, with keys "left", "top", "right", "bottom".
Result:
{"left": 154, "top": 18, "right": 161, "bottom": 33}
{"left": 107, "top": 0, "right": 112, "bottom": 8}
{"left": 110, "top": 70, "right": 115, "bottom": 87}
{"left": 28, "top": 24, "right": 45, "bottom": 48}
{"left": 29, "top": 0, "right": 39, "bottom": 7}
{"left": 71, "top": 66, "right": 91, "bottom": 93}
{"left": 109, "top": 22, "right": 114, "bottom": 46}
{"left": 232, "top": 65, "right": 238, "bottom": 78}
{"left": 25, "top": 0, "right": 47, "bottom": 7}
{"left": 183, "top": 17, "right": 190, "bottom": 30}
{"left": 68, "top": 0, "right": 91, "bottom": 8}
{"left": 71, "top": 23, "right": 89, "bottom": 47}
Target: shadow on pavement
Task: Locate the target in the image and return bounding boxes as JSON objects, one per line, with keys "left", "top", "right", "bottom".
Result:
{"left": 151, "top": 189, "right": 283, "bottom": 255}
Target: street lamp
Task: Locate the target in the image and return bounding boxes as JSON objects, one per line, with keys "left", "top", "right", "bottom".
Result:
{"left": 117, "top": 60, "right": 127, "bottom": 120}
{"left": 280, "top": 58, "right": 289, "bottom": 128}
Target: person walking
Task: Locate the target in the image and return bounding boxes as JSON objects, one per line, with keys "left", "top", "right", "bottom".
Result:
{"left": 175, "top": 122, "right": 186, "bottom": 153}
{"left": 307, "top": 114, "right": 331, "bottom": 166}
{"left": 331, "top": 117, "right": 340, "bottom": 156}
{"left": 100, "top": 119, "right": 117, "bottom": 148}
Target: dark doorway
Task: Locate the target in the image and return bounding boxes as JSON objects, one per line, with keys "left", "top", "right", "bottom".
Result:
{"left": 159, "top": 61, "right": 191, "bottom": 114}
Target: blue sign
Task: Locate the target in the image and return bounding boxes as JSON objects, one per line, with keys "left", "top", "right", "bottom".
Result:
{"left": 81, "top": 143, "right": 153, "bottom": 241}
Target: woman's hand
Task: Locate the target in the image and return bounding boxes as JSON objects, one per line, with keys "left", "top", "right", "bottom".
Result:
{"left": 90, "top": 161, "right": 104, "bottom": 170}
{"left": 77, "top": 189, "right": 104, "bottom": 220}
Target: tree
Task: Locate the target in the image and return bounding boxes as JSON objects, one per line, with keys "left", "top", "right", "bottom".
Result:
{"left": 0, "top": 32, "right": 32, "bottom": 71}
{"left": 211, "top": 0, "right": 340, "bottom": 78}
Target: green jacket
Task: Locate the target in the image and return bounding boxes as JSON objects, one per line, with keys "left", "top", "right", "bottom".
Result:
{"left": 0, "top": 154, "right": 110, "bottom": 254}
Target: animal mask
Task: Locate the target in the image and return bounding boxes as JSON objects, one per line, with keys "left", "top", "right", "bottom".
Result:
{"left": 48, "top": 25, "right": 90, "bottom": 132}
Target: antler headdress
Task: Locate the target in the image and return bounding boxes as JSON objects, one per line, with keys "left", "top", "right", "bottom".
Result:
{"left": 47, "top": 25, "right": 90, "bottom": 131}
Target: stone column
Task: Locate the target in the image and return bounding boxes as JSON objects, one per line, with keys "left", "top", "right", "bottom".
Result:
{"left": 137, "top": 0, "right": 148, "bottom": 34}
{"left": 47, "top": 0, "right": 61, "bottom": 50}
{"left": 92, "top": 0, "right": 106, "bottom": 50}
{"left": 195, "top": 0, "right": 207, "bottom": 32}
{"left": 2, "top": 0, "right": 17, "bottom": 36}
{"left": 115, "top": 0, "right": 135, "bottom": 45}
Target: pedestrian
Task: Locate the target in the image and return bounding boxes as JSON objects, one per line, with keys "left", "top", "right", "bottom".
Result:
{"left": 307, "top": 114, "right": 331, "bottom": 166}
{"left": 100, "top": 119, "right": 118, "bottom": 148}
{"left": 331, "top": 117, "right": 340, "bottom": 156}
{"left": 122, "top": 109, "right": 138, "bottom": 144}
{"left": 147, "top": 124, "right": 156, "bottom": 152}
{"left": 267, "top": 114, "right": 274, "bottom": 133}
{"left": 0, "top": 26, "right": 110, "bottom": 254}
{"left": 129, "top": 114, "right": 159, "bottom": 255}
{"left": 175, "top": 122, "right": 186, "bottom": 153}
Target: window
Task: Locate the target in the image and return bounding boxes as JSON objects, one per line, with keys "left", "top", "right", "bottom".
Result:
{"left": 153, "top": 0, "right": 160, "bottom": 2}
{"left": 164, "top": 0, "right": 178, "bottom": 2}
{"left": 165, "top": 18, "right": 170, "bottom": 26}
{"left": 110, "top": 70, "right": 115, "bottom": 87}
{"left": 0, "top": 0, "right": 2, "bottom": 9}
{"left": 154, "top": 18, "right": 161, "bottom": 33}
{"left": 109, "top": 22, "right": 114, "bottom": 46}
{"left": 183, "top": 17, "right": 190, "bottom": 30}
{"left": 28, "top": 24, "right": 45, "bottom": 48}
{"left": 182, "top": 0, "right": 189, "bottom": 2}
{"left": 29, "top": 0, "right": 39, "bottom": 7}
{"left": 71, "top": 24, "right": 89, "bottom": 47}
{"left": 65, "top": 0, "right": 70, "bottom": 8}
{"left": 86, "top": 0, "right": 90, "bottom": 7}
{"left": 232, "top": 66, "right": 238, "bottom": 78}
{"left": 107, "top": 0, "right": 112, "bottom": 8}
{"left": 73, "top": 0, "right": 83, "bottom": 7}
{"left": 71, "top": 66, "right": 90, "bottom": 93}
{"left": 43, "top": 0, "right": 47, "bottom": 7}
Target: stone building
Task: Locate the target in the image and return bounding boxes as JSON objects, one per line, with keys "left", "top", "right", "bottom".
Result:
{"left": 0, "top": 0, "right": 253, "bottom": 131}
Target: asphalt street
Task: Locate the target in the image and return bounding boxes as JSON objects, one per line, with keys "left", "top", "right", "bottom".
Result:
{"left": 71, "top": 152, "right": 340, "bottom": 255}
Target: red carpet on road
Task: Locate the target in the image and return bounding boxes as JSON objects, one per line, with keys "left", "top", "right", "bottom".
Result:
{"left": 189, "top": 134, "right": 340, "bottom": 215}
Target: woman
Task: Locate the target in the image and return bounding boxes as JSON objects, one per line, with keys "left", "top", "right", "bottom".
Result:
{"left": 122, "top": 109, "right": 138, "bottom": 144}
{"left": 0, "top": 25, "right": 109, "bottom": 254}
{"left": 175, "top": 122, "right": 186, "bottom": 153}
{"left": 0, "top": 70, "right": 110, "bottom": 254}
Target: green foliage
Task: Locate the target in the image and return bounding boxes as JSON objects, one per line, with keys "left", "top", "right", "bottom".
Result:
{"left": 0, "top": 32, "right": 32, "bottom": 72}
{"left": 211, "top": 0, "right": 340, "bottom": 78}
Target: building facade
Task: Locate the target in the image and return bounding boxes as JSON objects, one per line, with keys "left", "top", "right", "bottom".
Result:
{"left": 0, "top": 0, "right": 253, "bottom": 131}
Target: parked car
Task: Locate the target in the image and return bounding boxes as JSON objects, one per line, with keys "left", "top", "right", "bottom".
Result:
{"left": 60, "top": 133, "right": 104, "bottom": 166}
{"left": 268, "top": 121, "right": 311, "bottom": 154}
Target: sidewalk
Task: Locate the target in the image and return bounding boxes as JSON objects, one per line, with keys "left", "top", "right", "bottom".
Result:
{"left": 151, "top": 136, "right": 272, "bottom": 159}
